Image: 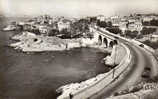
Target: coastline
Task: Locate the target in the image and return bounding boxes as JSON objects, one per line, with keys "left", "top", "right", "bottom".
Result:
{"left": 10, "top": 32, "right": 112, "bottom": 53}
{"left": 9, "top": 32, "right": 125, "bottom": 99}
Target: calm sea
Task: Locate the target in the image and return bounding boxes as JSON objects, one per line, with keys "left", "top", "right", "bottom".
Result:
{"left": 0, "top": 17, "right": 109, "bottom": 99}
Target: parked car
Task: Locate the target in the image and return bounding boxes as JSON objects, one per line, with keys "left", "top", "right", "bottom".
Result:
{"left": 139, "top": 44, "right": 144, "bottom": 47}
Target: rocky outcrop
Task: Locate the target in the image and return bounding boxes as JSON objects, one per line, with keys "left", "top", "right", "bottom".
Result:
{"left": 10, "top": 32, "right": 67, "bottom": 52}
{"left": 3, "top": 25, "right": 16, "bottom": 31}
{"left": 10, "top": 32, "right": 89, "bottom": 52}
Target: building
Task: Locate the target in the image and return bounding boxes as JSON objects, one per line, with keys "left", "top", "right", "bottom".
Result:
{"left": 119, "top": 21, "right": 128, "bottom": 34}
{"left": 142, "top": 15, "right": 158, "bottom": 22}
{"left": 22, "top": 23, "right": 32, "bottom": 31}
{"left": 110, "top": 16, "right": 121, "bottom": 26}
{"left": 127, "top": 21, "right": 142, "bottom": 32}
{"left": 97, "top": 15, "right": 106, "bottom": 21}
{"left": 38, "top": 25, "right": 51, "bottom": 35}
{"left": 57, "top": 19, "right": 71, "bottom": 31}
{"left": 150, "top": 34, "right": 158, "bottom": 42}
{"left": 143, "top": 16, "right": 154, "bottom": 22}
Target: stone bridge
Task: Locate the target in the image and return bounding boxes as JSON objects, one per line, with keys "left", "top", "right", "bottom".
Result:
{"left": 89, "top": 27, "right": 118, "bottom": 47}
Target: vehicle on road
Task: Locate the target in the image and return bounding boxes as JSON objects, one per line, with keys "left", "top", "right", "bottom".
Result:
{"left": 139, "top": 44, "right": 144, "bottom": 48}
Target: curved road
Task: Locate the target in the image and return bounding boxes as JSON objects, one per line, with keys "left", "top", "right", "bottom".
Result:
{"left": 90, "top": 28, "right": 158, "bottom": 99}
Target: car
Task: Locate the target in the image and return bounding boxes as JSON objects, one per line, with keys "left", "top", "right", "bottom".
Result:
{"left": 139, "top": 44, "right": 144, "bottom": 47}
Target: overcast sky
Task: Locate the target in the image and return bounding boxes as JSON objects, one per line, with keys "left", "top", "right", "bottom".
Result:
{"left": 0, "top": 0, "right": 158, "bottom": 17}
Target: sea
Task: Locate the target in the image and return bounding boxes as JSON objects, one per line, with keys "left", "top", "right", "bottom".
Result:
{"left": 0, "top": 17, "right": 110, "bottom": 99}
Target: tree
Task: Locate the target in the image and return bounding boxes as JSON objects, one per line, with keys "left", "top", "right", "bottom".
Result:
{"left": 48, "top": 29, "right": 59, "bottom": 36}
{"left": 85, "top": 32, "right": 94, "bottom": 39}
{"left": 142, "top": 19, "right": 158, "bottom": 26}
{"left": 142, "top": 21, "right": 150, "bottom": 26}
{"left": 106, "top": 27, "right": 122, "bottom": 34}
{"left": 70, "top": 19, "right": 89, "bottom": 37}
{"left": 141, "top": 27, "right": 156, "bottom": 35}
{"left": 124, "top": 30, "right": 138, "bottom": 38}
{"left": 96, "top": 20, "right": 101, "bottom": 27}
{"left": 100, "top": 21, "right": 107, "bottom": 28}
{"left": 90, "top": 17, "right": 97, "bottom": 23}
{"left": 136, "top": 34, "right": 143, "bottom": 39}
{"left": 96, "top": 20, "right": 107, "bottom": 28}
{"left": 58, "top": 18, "right": 91, "bottom": 39}
{"left": 143, "top": 40, "right": 158, "bottom": 49}
{"left": 150, "top": 19, "right": 158, "bottom": 26}
{"left": 141, "top": 27, "right": 149, "bottom": 35}
{"left": 106, "top": 21, "right": 112, "bottom": 27}
{"left": 59, "top": 28, "right": 72, "bottom": 38}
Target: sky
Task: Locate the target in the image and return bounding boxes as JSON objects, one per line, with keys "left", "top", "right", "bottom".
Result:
{"left": 0, "top": 0, "right": 158, "bottom": 17}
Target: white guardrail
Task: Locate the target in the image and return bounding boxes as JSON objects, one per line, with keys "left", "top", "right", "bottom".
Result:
{"left": 57, "top": 28, "right": 132, "bottom": 99}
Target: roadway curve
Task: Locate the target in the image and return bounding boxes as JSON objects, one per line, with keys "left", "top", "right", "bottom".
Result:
{"left": 90, "top": 28, "right": 158, "bottom": 99}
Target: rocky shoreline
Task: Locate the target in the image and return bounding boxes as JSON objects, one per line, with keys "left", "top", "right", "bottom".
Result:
{"left": 10, "top": 32, "right": 78, "bottom": 52}
{"left": 56, "top": 72, "right": 110, "bottom": 99}
{"left": 10, "top": 32, "right": 82, "bottom": 52}
{"left": 10, "top": 32, "right": 113, "bottom": 53}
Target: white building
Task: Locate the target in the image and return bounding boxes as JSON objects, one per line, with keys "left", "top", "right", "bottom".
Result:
{"left": 150, "top": 34, "right": 158, "bottom": 42}
{"left": 57, "top": 19, "right": 71, "bottom": 31}
{"left": 142, "top": 16, "right": 158, "bottom": 22}
{"left": 110, "top": 16, "right": 121, "bottom": 26}
{"left": 97, "top": 15, "right": 106, "bottom": 21}
{"left": 37, "top": 25, "right": 50, "bottom": 35}
{"left": 127, "top": 21, "right": 142, "bottom": 32}
{"left": 143, "top": 17, "right": 153, "bottom": 22}
{"left": 119, "top": 22, "right": 128, "bottom": 34}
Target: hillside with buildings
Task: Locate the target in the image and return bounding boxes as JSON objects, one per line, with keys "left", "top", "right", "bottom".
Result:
{"left": 3, "top": 14, "right": 158, "bottom": 53}
{"left": 2, "top": 13, "right": 158, "bottom": 99}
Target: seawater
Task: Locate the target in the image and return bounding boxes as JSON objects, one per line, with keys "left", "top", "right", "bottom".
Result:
{"left": 0, "top": 17, "right": 110, "bottom": 99}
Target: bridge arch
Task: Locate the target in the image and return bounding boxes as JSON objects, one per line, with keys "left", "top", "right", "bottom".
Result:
{"left": 109, "top": 41, "right": 114, "bottom": 47}
{"left": 98, "top": 35, "right": 102, "bottom": 45}
{"left": 103, "top": 38, "right": 108, "bottom": 47}
{"left": 113, "top": 40, "right": 118, "bottom": 45}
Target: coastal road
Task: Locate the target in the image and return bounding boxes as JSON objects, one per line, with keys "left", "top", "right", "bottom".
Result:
{"left": 90, "top": 28, "right": 158, "bottom": 99}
